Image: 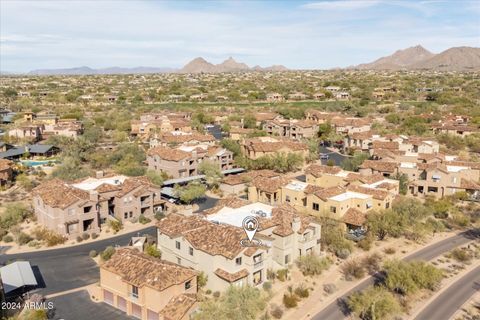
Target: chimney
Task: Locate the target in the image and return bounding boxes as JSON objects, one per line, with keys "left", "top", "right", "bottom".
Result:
{"left": 89, "top": 190, "right": 99, "bottom": 202}
{"left": 292, "top": 217, "right": 301, "bottom": 233}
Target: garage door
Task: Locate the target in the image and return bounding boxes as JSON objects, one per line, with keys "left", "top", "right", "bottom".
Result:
{"left": 147, "top": 309, "right": 159, "bottom": 320}
{"left": 117, "top": 296, "right": 127, "bottom": 312}
{"left": 103, "top": 290, "right": 114, "bottom": 305}
{"left": 132, "top": 303, "right": 142, "bottom": 319}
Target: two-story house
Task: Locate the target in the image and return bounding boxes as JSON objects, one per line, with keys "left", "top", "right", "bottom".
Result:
{"left": 100, "top": 248, "right": 198, "bottom": 320}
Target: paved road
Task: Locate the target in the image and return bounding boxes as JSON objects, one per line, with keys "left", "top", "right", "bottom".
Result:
{"left": 49, "top": 290, "right": 134, "bottom": 320}
{"left": 194, "top": 195, "right": 219, "bottom": 213}
{"left": 319, "top": 146, "right": 347, "bottom": 166}
{"left": 415, "top": 264, "right": 480, "bottom": 320}
{"left": 312, "top": 229, "right": 480, "bottom": 320}
{"left": 0, "top": 226, "right": 156, "bottom": 295}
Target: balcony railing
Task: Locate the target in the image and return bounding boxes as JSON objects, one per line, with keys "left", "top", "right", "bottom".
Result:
{"left": 129, "top": 293, "right": 138, "bottom": 300}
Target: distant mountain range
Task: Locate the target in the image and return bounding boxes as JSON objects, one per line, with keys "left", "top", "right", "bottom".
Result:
{"left": 27, "top": 66, "right": 176, "bottom": 75}
{"left": 18, "top": 57, "right": 287, "bottom": 75}
{"left": 178, "top": 57, "right": 288, "bottom": 73}
{"left": 353, "top": 45, "right": 480, "bottom": 71}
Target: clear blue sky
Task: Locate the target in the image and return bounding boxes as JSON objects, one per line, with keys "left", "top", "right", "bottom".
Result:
{"left": 1, "top": 0, "right": 479, "bottom": 72}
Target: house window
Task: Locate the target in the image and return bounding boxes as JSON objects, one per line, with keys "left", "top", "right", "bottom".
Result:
{"left": 329, "top": 206, "right": 336, "bottom": 213}
{"left": 285, "top": 195, "right": 290, "bottom": 203}
{"left": 176, "top": 241, "right": 181, "bottom": 250}
{"left": 236, "top": 257, "right": 242, "bottom": 265}
{"left": 189, "top": 247, "right": 194, "bottom": 256}
{"left": 129, "top": 211, "right": 133, "bottom": 218}
{"left": 312, "top": 203, "right": 319, "bottom": 211}
{"left": 284, "top": 255, "right": 291, "bottom": 264}
{"left": 177, "top": 257, "right": 182, "bottom": 265}
{"left": 131, "top": 285, "right": 139, "bottom": 298}
{"left": 185, "top": 280, "right": 192, "bottom": 290}
{"left": 386, "top": 202, "right": 390, "bottom": 209}
{"left": 124, "top": 212, "right": 128, "bottom": 219}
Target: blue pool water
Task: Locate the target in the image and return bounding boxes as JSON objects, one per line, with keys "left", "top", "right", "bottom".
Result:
{"left": 20, "top": 160, "right": 57, "bottom": 167}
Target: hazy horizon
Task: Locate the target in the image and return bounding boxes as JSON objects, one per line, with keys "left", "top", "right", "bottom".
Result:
{"left": 1, "top": 0, "right": 479, "bottom": 73}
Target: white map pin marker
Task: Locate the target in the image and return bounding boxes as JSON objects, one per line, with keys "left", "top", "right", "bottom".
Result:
{"left": 242, "top": 216, "right": 259, "bottom": 242}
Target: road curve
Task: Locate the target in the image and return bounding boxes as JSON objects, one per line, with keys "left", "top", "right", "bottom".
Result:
{"left": 415, "top": 265, "right": 480, "bottom": 320}
{"left": 311, "top": 229, "right": 480, "bottom": 320}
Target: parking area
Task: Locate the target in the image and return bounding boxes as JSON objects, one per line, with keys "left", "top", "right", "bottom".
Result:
{"left": 48, "top": 290, "right": 134, "bottom": 320}
{"left": 319, "top": 146, "right": 348, "bottom": 166}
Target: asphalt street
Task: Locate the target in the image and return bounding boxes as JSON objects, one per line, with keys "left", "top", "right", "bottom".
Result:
{"left": 0, "top": 226, "right": 156, "bottom": 295}
{"left": 415, "top": 264, "right": 480, "bottom": 320}
{"left": 319, "top": 146, "right": 348, "bottom": 166}
{"left": 311, "top": 229, "right": 480, "bottom": 320}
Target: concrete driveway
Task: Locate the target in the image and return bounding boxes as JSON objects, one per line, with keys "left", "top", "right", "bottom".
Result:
{"left": 48, "top": 290, "right": 134, "bottom": 320}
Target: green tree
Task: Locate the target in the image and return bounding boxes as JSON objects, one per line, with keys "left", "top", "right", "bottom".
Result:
{"left": 176, "top": 182, "right": 206, "bottom": 204}
{"left": 145, "top": 243, "right": 161, "bottom": 258}
{"left": 145, "top": 170, "right": 164, "bottom": 186}
{"left": 392, "top": 173, "right": 408, "bottom": 195}
{"left": 383, "top": 260, "right": 443, "bottom": 295}
{"left": 243, "top": 114, "right": 257, "bottom": 129}
{"left": 198, "top": 160, "right": 222, "bottom": 187}
{"left": 348, "top": 286, "right": 400, "bottom": 320}
{"left": 296, "top": 254, "right": 331, "bottom": 276}
{"left": 221, "top": 139, "right": 242, "bottom": 157}
{"left": 341, "top": 153, "right": 369, "bottom": 171}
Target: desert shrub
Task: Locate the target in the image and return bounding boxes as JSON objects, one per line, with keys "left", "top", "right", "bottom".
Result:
{"left": 341, "top": 259, "right": 365, "bottom": 281}
{"left": 276, "top": 269, "right": 289, "bottom": 282}
{"left": 336, "top": 248, "right": 351, "bottom": 259}
{"left": 44, "top": 232, "right": 67, "bottom": 246}
{"left": 357, "top": 236, "right": 373, "bottom": 251}
{"left": 296, "top": 254, "right": 330, "bottom": 276}
{"left": 139, "top": 214, "right": 151, "bottom": 224}
{"left": 362, "top": 253, "right": 382, "bottom": 275}
{"left": 100, "top": 246, "right": 116, "bottom": 261}
{"left": 282, "top": 293, "right": 299, "bottom": 308}
{"left": 91, "top": 232, "right": 99, "bottom": 239}
{"left": 450, "top": 213, "right": 470, "bottom": 228}
{"left": 263, "top": 281, "right": 272, "bottom": 291}
{"left": 108, "top": 219, "right": 123, "bottom": 233}
{"left": 323, "top": 283, "right": 337, "bottom": 294}
{"left": 76, "top": 236, "right": 83, "bottom": 242}
{"left": 197, "top": 271, "right": 208, "bottom": 288}
{"left": 383, "top": 260, "right": 443, "bottom": 295}
{"left": 450, "top": 248, "right": 471, "bottom": 263}
{"left": 294, "top": 285, "right": 309, "bottom": 298}
{"left": 3, "top": 235, "right": 13, "bottom": 242}
{"left": 145, "top": 244, "right": 161, "bottom": 258}
{"left": 384, "top": 247, "right": 396, "bottom": 254}
{"left": 270, "top": 305, "right": 284, "bottom": 319}
{"left": 89, "top": 250, "right": 98, "bottom": 258}
{"left": 28, "top": 240, "right": 40, "bottom": 248}
{"left": 205, "top": 289, "right": 212, "bottom": 295}
{"left": 0, "top": 228, "right": 8, "bottom": 239}
{"left": 348, "top": 286, "right": 400, "bottom": 320}
{"left": 0, "top": 203, "right": 31, "bottom": 229}
{"left": 16, "top": 232, "right": 33, "bottom": 245}
{"left": 154, "top": 211, "right": 165, "bottom": 221}
{"left": 267, "top": 269, "right": 276, "bottom": 280}
{"left": 212, "top": 291, "right": 221, "bottom": 298}
{"left": 82, "top": 233, "right": 90, "bottom": 240}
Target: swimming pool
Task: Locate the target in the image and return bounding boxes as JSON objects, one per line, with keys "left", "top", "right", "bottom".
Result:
{"left": 20, "top": 159, "right": 58, "bottom": 167}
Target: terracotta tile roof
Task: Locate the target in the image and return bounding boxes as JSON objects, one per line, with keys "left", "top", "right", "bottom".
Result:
{"left": 203, "top": 196, "right": 251, "bottom": 215}
{"left": 33, "top": 179, "right": 91, "bottom": 209}
{"left": 160, "top": 294, "right": 196, "bottom": 320}
{"left": 147, "top": 146, "right": 190, "bottom": 161}
{"left": 157, "top": 214, "right": 254, "bottom": 259}
{"left": 229, "top": 127, "right": 254, "bottom": 134}
{"left": 460, "top": 179, "right": 480, "bottom": 190}
{"left": 159, "top": 132, "right": 215, "bottom": 144}
{"left": 447, "top": 161, "right": 480, "bottom": 170}
{"left": 347, "top": 185, "right": 389, "bottom": 200}
{"left": 308, "top": 186, "right": 346, "bottom": 200}
{"left": 214, "top": 268, "right": 249, "bottom": 282}
{"left": 222, "top": 170, "right": 279, "bottom": 186}
{"left": 372, "top": 141, "right": 399, "bottom": 150}
{"left": 255, "top": 112, "right": 278, "bottom": 121}
{"left": 359, "top": 160, "right": 398, "bottom": 173}
{"left": 304, "top": 184, "right": 324, "bottom": 194}
{"left": 244, "top": 138, "right": 308, "bottom": 153}
{"left": 116, "top": 176, "right": 155, "bottom": 197}
{"left": 263, "top": 203, "right": 314, "bottom": 237}
{"left": 305, "top": 164, "right": 342, "bottom": 177}
{"left": 342, "top": 208, "right": 366, "bottom": 226}
{"left": 331, "top": 117, "right": 370, "bottom": 127}
{"left": 0, "top": 159, "right": 13, "bottom": 171}
{"left": 251, "top": 175, "right": 290, "bottom": 193}
{"left": 102, "top": 248, "right": 197, "bottom": 292}
{"left": 350, "top": 131, "right": 374, "bottom": 140}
